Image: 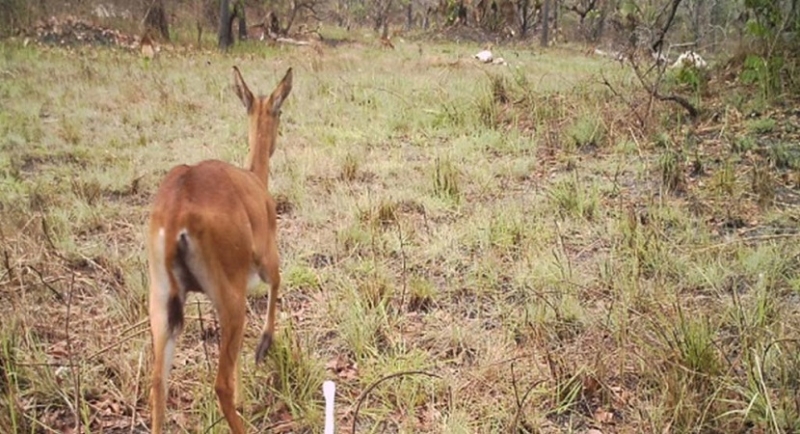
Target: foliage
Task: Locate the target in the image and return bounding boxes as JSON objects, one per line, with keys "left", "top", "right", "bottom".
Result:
{"left": 740, "top": 0, "right": 799, "bottom": 101}
{"left": 740, "top": 54, "right": 784, "bottom": 101}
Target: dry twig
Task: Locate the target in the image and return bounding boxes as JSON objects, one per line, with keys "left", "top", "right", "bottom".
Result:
{"left": 395, "top": 218, "right": 408, "bottom": 310}
{"left": 351, "top": 370, "right": 450, "bottom": 433}
{"left": 509, "top": 361, "right": 546, "bottom": 434}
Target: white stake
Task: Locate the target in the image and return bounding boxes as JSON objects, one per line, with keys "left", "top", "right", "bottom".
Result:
{"left": 323, "top": 380, "right": 336, "bottom": 434}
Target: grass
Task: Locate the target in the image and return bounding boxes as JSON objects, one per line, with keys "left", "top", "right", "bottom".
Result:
{"left": 1, "top": 30, "right": 800, "bottom": 434}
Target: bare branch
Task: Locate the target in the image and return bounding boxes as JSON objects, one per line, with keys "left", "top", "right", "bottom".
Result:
{"left": 629, "top": 58, "right": 699, "bottom": 119}
{"left": 650, "top": 0, "right": 684, "bottom": 54}
{"left": 600, "top": 72, "right": 646, "bottom": 128}
{"left": 509, "top": 376, "right": 547, "bottom": 433}
{"left": 28, "top": 265, "right": 65, "bottom": 302}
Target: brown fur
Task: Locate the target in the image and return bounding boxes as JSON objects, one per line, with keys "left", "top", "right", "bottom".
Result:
{"left": 379, "top": 36, "right": 395, "bottom": 49}
{"left": 147, "top": 67, "right": 293, "bottom": 434}
{"left": 140, "top": 32, "right": 155, "bottom": 59}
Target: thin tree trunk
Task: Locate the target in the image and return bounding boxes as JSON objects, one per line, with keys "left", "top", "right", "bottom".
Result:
{"left": 236, "top": 1, "right": 247, "bottom": 41}
{"left": 691, "top": 0, "right": 702, "bottom": 45}
{"left": 218, "top": 0, "right": 234, "bottom": 50}
{"left": 540, "top": 0, "right": 550, "bottom": 46}
{"left": 283, "top": 3, "right": 300, "bottom": 35}
{"left": 144, "top": 0, "right": 170, "bottom": 42}
{"left": 520, "top": 0, "right": 530, "bottom": 37}
{"left": 592, "top": 0, "right": 607, "bottom": 42}
{"left": 553, "top": 0, "right": 559, "bottom": 41}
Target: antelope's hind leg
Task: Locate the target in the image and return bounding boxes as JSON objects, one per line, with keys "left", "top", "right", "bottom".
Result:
{"left": 214, "top": 287, "right": 247, "bottom": 434}
{"left": 148, "top": 232, "right": 183, "bottom": 434}
{"left": 254, "top": 243, "right": 281, "bottom": 364}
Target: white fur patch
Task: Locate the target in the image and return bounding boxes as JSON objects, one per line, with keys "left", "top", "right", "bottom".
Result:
{"left": 149, "top": 227, "right": 175, "bottom": 382}
{"left": 153, "top": 228, "right": 169, "bottom": 304}
{"left": 247, "top": 269, "right": 262, "bottom": 292}
{"left": 163, "top": 337, "right": 176, "bottom": 379}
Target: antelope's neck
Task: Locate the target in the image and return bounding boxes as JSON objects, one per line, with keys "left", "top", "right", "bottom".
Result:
{"left": 246, "top": 130, "right": 272, "bottom": 188}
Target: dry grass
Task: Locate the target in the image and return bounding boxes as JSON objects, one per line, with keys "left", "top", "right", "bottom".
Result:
{"left": 2, "top": 31, "right": 800, "bottom": 434}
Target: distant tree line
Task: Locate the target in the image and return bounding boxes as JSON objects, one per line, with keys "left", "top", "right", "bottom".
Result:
{"left": 2, "top": 0, "right": 798, "bottom": 57}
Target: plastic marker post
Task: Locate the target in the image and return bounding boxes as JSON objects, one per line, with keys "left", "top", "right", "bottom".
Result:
{"left": 323, "top": 380, "right": 336, "bottom": 434}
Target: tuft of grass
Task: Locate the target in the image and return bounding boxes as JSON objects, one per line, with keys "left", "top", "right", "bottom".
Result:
{"left": 733, "top": 135, "right": 756, "bottom": 153}
{"left": 407, "top": 276, "right": 436, "bottom": 312}
{"left": 336, "top": 284, "right": 390, "bottom": 361}
{"left": 659, "top": 149, "right": 686, "bottom": 194}
{"left": 747, "top": 117, "right": 777, "bottom": 134}
{"left": 674, "top": 313, "right": 721, "bottom": 377}
{"left": 432, "top": 157, "right": 460, "bottom": 202}
{"left": 0, "top": 325, "right": 22, "bottom": 433}
{"left": 283, "top": 264, "right": 319, "bottom": 291}
{"left": 768, "top": 142, "right": 800, "bottom": 169}
{"left": 713, "top": 158, "right": 737, "bottom": 196}
{"left": 337, "top": 222, "right": 371, "bottom": 256}
{"left": 252, "top": 323, "right": 325, "bottom": 431}
{"left": 375, "top": 199, "right": 397, "bottom": 227}
{"left": 751, "top": 160, "right": 775, "bottom": 208}
{"left": 549, "top": 173, "right": 599, "bottom": 220}
{"left": 339, "top": 152, "right": 359, "bottom": 182}
{"left": 566, "top": 114, "right": 606, "bottom": 150}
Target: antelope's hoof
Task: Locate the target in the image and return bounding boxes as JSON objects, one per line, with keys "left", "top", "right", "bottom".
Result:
{"left": 255, "top": 332, "right": 273, "bottom": 364}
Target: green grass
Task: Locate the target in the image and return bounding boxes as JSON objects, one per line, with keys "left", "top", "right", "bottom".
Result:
{"left": 1, "top": 32, "right": 800, "bottom": 434}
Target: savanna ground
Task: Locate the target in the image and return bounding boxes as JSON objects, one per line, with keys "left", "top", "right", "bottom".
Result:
{"left": 2, "top": 25, "right": 800, "bottom": 434}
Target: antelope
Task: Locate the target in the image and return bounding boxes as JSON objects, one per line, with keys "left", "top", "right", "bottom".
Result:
{"left": 146, "top": 66, "right": 293, "bottom": 434}
{"left": 140, "top": 32, "right": 155, "bottom": 59}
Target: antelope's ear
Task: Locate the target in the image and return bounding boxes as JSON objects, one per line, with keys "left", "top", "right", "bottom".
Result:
{"left": 233, "top": 66, "right": 254, "bottom": 112}
{"left": 269, "top": 68, "right": 293, "bottom": 115}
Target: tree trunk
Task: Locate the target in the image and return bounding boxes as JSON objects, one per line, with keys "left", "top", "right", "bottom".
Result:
{"left": 520, "top": 0, "right": 530, "bottom": 37}
{"left": 218, "top": 0, "right": 234, "bottom": 50}
{"left": 283, "top": 3, "right": 301, "bottom": 35}
{"left": 540, "top": 0, "right": 550, "bottom": 46}
{"left": 236, "top": 1, "right": 247, "bottom": 41}
{"left": 590, "top": 1, "right": 606, "bottom": 42}
{"left": 144, "top": 0, "right": 170, "bottom": 42}
{"left": 553, "top": 0, "right": 559, "bottom": 41}
{"left": 691, "top": 0, "right": 702, "bottom": 45}
{"left": 406, "top": 2, "right": 413, "bottom": 30}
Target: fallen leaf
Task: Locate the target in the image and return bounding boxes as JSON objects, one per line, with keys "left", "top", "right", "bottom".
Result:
{"left": 593, "top": 408, "right": 614, "bottom": 424}
{"left": 325, "top": 354, "right": 359, "bottom": 380}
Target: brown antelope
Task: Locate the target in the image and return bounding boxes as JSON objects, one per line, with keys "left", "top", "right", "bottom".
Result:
{"left": 146, "top": 66, "right": 293, "bottom": 434}
{"left": 140, "top": 32, "right": 155, "bottom": 59}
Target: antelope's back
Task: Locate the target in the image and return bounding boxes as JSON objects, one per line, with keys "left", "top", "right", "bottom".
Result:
{"left": 148, "top": 160, "right": 273, "bottom": 268}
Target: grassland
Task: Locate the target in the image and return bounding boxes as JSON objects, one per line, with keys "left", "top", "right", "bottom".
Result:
{"left": 1, "top": 30, "right": 800, "bottom": 433}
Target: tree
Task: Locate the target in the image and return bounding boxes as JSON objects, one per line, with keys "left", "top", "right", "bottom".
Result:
{"left": 540, "top": 0, "right": 550, "bottom": 46}
{"left": 237, "top": 1, "right": 246, "bottom": 41}
{"left": 218, "top": 0, "right": 245, "bottom": 50}
{"left": 144, "top": 0, "right": 170, "bottom": 42}
{"left": 373, "top": 0, "right": 396, "bottom": 32}
{"left": 517, "top": 0, "right": 538, "bottom": 38}
{"left": 281, "top": 0, "right": 323, "bottom": 35}
{"left": 218, "top": 0, "right": 233, "bottom": 49}
{"left": 566, "top": 0, "right": 599, "bottom": 39}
